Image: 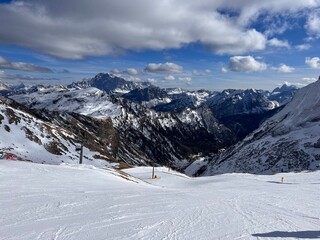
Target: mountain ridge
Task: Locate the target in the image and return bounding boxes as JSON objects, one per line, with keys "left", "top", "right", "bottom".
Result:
{"left": 1, "top": 73, "right": 309, "bottom": 172}
{"left": 187, "top": 77, "right": 320, "bottom": 176}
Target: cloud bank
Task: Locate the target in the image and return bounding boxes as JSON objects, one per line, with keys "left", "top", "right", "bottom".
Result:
{"left": 229, "top": 56, "right": 267, "bottom": 72}
{"left": 305, "top": 57, "right": 320, "bottom": 69}
{"left": 144, "top": 62, "right": 183, "bottom": 74}
{"left": 0, "top": 56, "right": 52, "bottom": 73}
{"left": 272, "top": 64, "right": 295, "bottom": 73}
{"left": 0, "top": 0, "right": 318, "bottom": 59}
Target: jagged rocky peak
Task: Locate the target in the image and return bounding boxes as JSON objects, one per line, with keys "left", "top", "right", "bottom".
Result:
{"left": 68, "top": 73, "right": 152, "bottom": 94}
{"left": 272, "top": 82, "right": 299, "bottom": 93}
{"left": 206, "top": 88, "right": 278, "bottom": 119}
{"left": 269, "top": 82, "right": 299, "bottom": 106}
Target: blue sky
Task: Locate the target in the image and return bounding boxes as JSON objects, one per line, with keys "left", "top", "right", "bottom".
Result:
{"left": 0, "top": 0, "right": 319, "bottom": 91}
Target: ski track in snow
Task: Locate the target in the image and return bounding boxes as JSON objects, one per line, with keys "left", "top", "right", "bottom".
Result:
{"left": 0, "top": 161, "right": 319, "bottom": 240}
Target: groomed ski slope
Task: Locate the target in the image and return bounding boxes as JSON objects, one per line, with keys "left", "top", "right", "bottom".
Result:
{"left": 0, "top": 161, "right": 319, "bottom": 240}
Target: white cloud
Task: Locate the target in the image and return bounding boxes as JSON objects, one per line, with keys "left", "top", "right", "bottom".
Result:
{"left": 178, "top": 77, "right": 192, "bottom": 85}
{"left": 123, "top": 76, "right": 142, "bottom": 82}
{"left": 306, "top": 10, "right": 320, "bottom": 37}
{"left": 302, "top": 77, "right": 317, "bottom": 83}
{"left": 272, "top": 64, "right": 295, "bottom": 73}
{"left": 264, "top": 20, "right": 290, "bottom": 37}
{"left": 164, "top": 75, "right": 175, "bottom": 81}
{"left": 0, "top": 56, "right": 52, "bottom": 72}
{"left": 111, "top": 68, "right": 139, "bottom": 75}
{"left": 147, "top": 78, "right": 157, "bottom": 84}
{"left": 267, "top": 38, "right": 290, "bottom": 48}
{"left": 192, "top": 69, "right": 211, "bottom": 76}
{"left": 229, "top": 56, "right": 267, "bottom": 72}
{"left": 305, "top": 57, "right": 320, "bottom": 69}
{"left": 281, "top": 81, "right": 305, "bottom": 87}
{"left": 0, "top": 70, "right": 57, "bottom": 81}
{"left": 144, "top": 62, "right": 183, "bottom": 74}
{"left": 221, "top": 67, "right": 228, "bottom": 73}
{"left": 1, "top": 1, "right": 318, "bottom": 59}
{"left": 205, "top": 29, "right": 266, "bottom": 55}
{"left": 124, "top": 68, "right": 139, "bottom": 75}
{"left": 110, "top": 68, "right": 121, "bottom": 74}
{"left": 295, "top": 44, "right": 311, "bottom": 51}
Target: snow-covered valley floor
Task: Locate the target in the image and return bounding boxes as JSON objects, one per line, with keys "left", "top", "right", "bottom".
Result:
{"left": 1, "top": 160, "right": 319, "bottom": 240}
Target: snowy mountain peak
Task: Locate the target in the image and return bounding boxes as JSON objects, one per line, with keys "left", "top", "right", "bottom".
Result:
{"left": 272, "top": 83, "right": 299, "bottom": 94}
{"left": 68, "top": 73, "right": 151, "bottom": 94}
{"left": 10, "top": 87, "right": 121, "bottom": 118}
{"left": 269, "top": 83, "right": 299, "bottom": 106}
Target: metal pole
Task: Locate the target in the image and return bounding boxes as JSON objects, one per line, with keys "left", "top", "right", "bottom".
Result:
{"left": 152, "top": 166, "right": 154, "bottom": 179}
{"left": 79, "top": 142, "right": 83, "bottom": 164}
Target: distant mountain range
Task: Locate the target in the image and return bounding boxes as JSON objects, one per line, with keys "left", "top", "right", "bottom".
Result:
{"left": 1, "top": 73, "right": 312, "bottom": 174}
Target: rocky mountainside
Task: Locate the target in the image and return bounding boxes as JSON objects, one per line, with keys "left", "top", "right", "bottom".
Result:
{"left": 0, "top": 97, "right": 120, "bottom": 168}
{"left": 205, "top": 88, "right": 281, "bottom": 139}
{"left": 9, "top": 87, "right": 236, "bottom": 168}
{"left": 68, "top": 73, "right": 151, "bottom": 93}
{"left": 268, "top": 83, "right": 299, "bottom": 105}
{"left": 187, "top": 77, "right": 320, "bottom": 176}
{"left": 2, "top": 73, "right": 301, "bottom": 170}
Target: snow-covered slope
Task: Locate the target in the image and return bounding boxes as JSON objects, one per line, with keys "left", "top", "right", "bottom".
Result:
{"left": 189, "top": 78, "right": 320, "bottom": 175}
{"left": 1, "top": 160, "right": 319, "bottom": 240}
{"left": 0, "top": 97, "right": 118, "bottom": 167}
{"left": 11, "top": 87, "right": 121, "bottom": 118}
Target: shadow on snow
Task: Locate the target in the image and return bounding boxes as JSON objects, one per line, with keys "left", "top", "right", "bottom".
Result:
{"left": 252, "top": 231, "right": 320, "bottom": 239}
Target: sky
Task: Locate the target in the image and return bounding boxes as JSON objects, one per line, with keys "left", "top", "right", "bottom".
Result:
{"left": 0, "top": 0, "right": 319, "bottom": 91}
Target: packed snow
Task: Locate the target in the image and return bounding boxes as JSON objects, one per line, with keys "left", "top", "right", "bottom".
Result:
{"left": 1, "top": 160, "right": 319, "bottom": 240}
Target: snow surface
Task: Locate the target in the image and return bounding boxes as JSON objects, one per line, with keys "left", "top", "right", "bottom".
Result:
{"left": 10, "top": 87, "right": 121, "bottom": 118}
{"left": 1, "top": 160, "right": 319, "bottom": 240}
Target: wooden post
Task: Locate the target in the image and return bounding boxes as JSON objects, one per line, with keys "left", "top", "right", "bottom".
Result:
{"left": 79, "top": 142, "right": 83, "bottom": 164}
{"left": 152, "top": 166, "right": 155, "bottom": 179}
